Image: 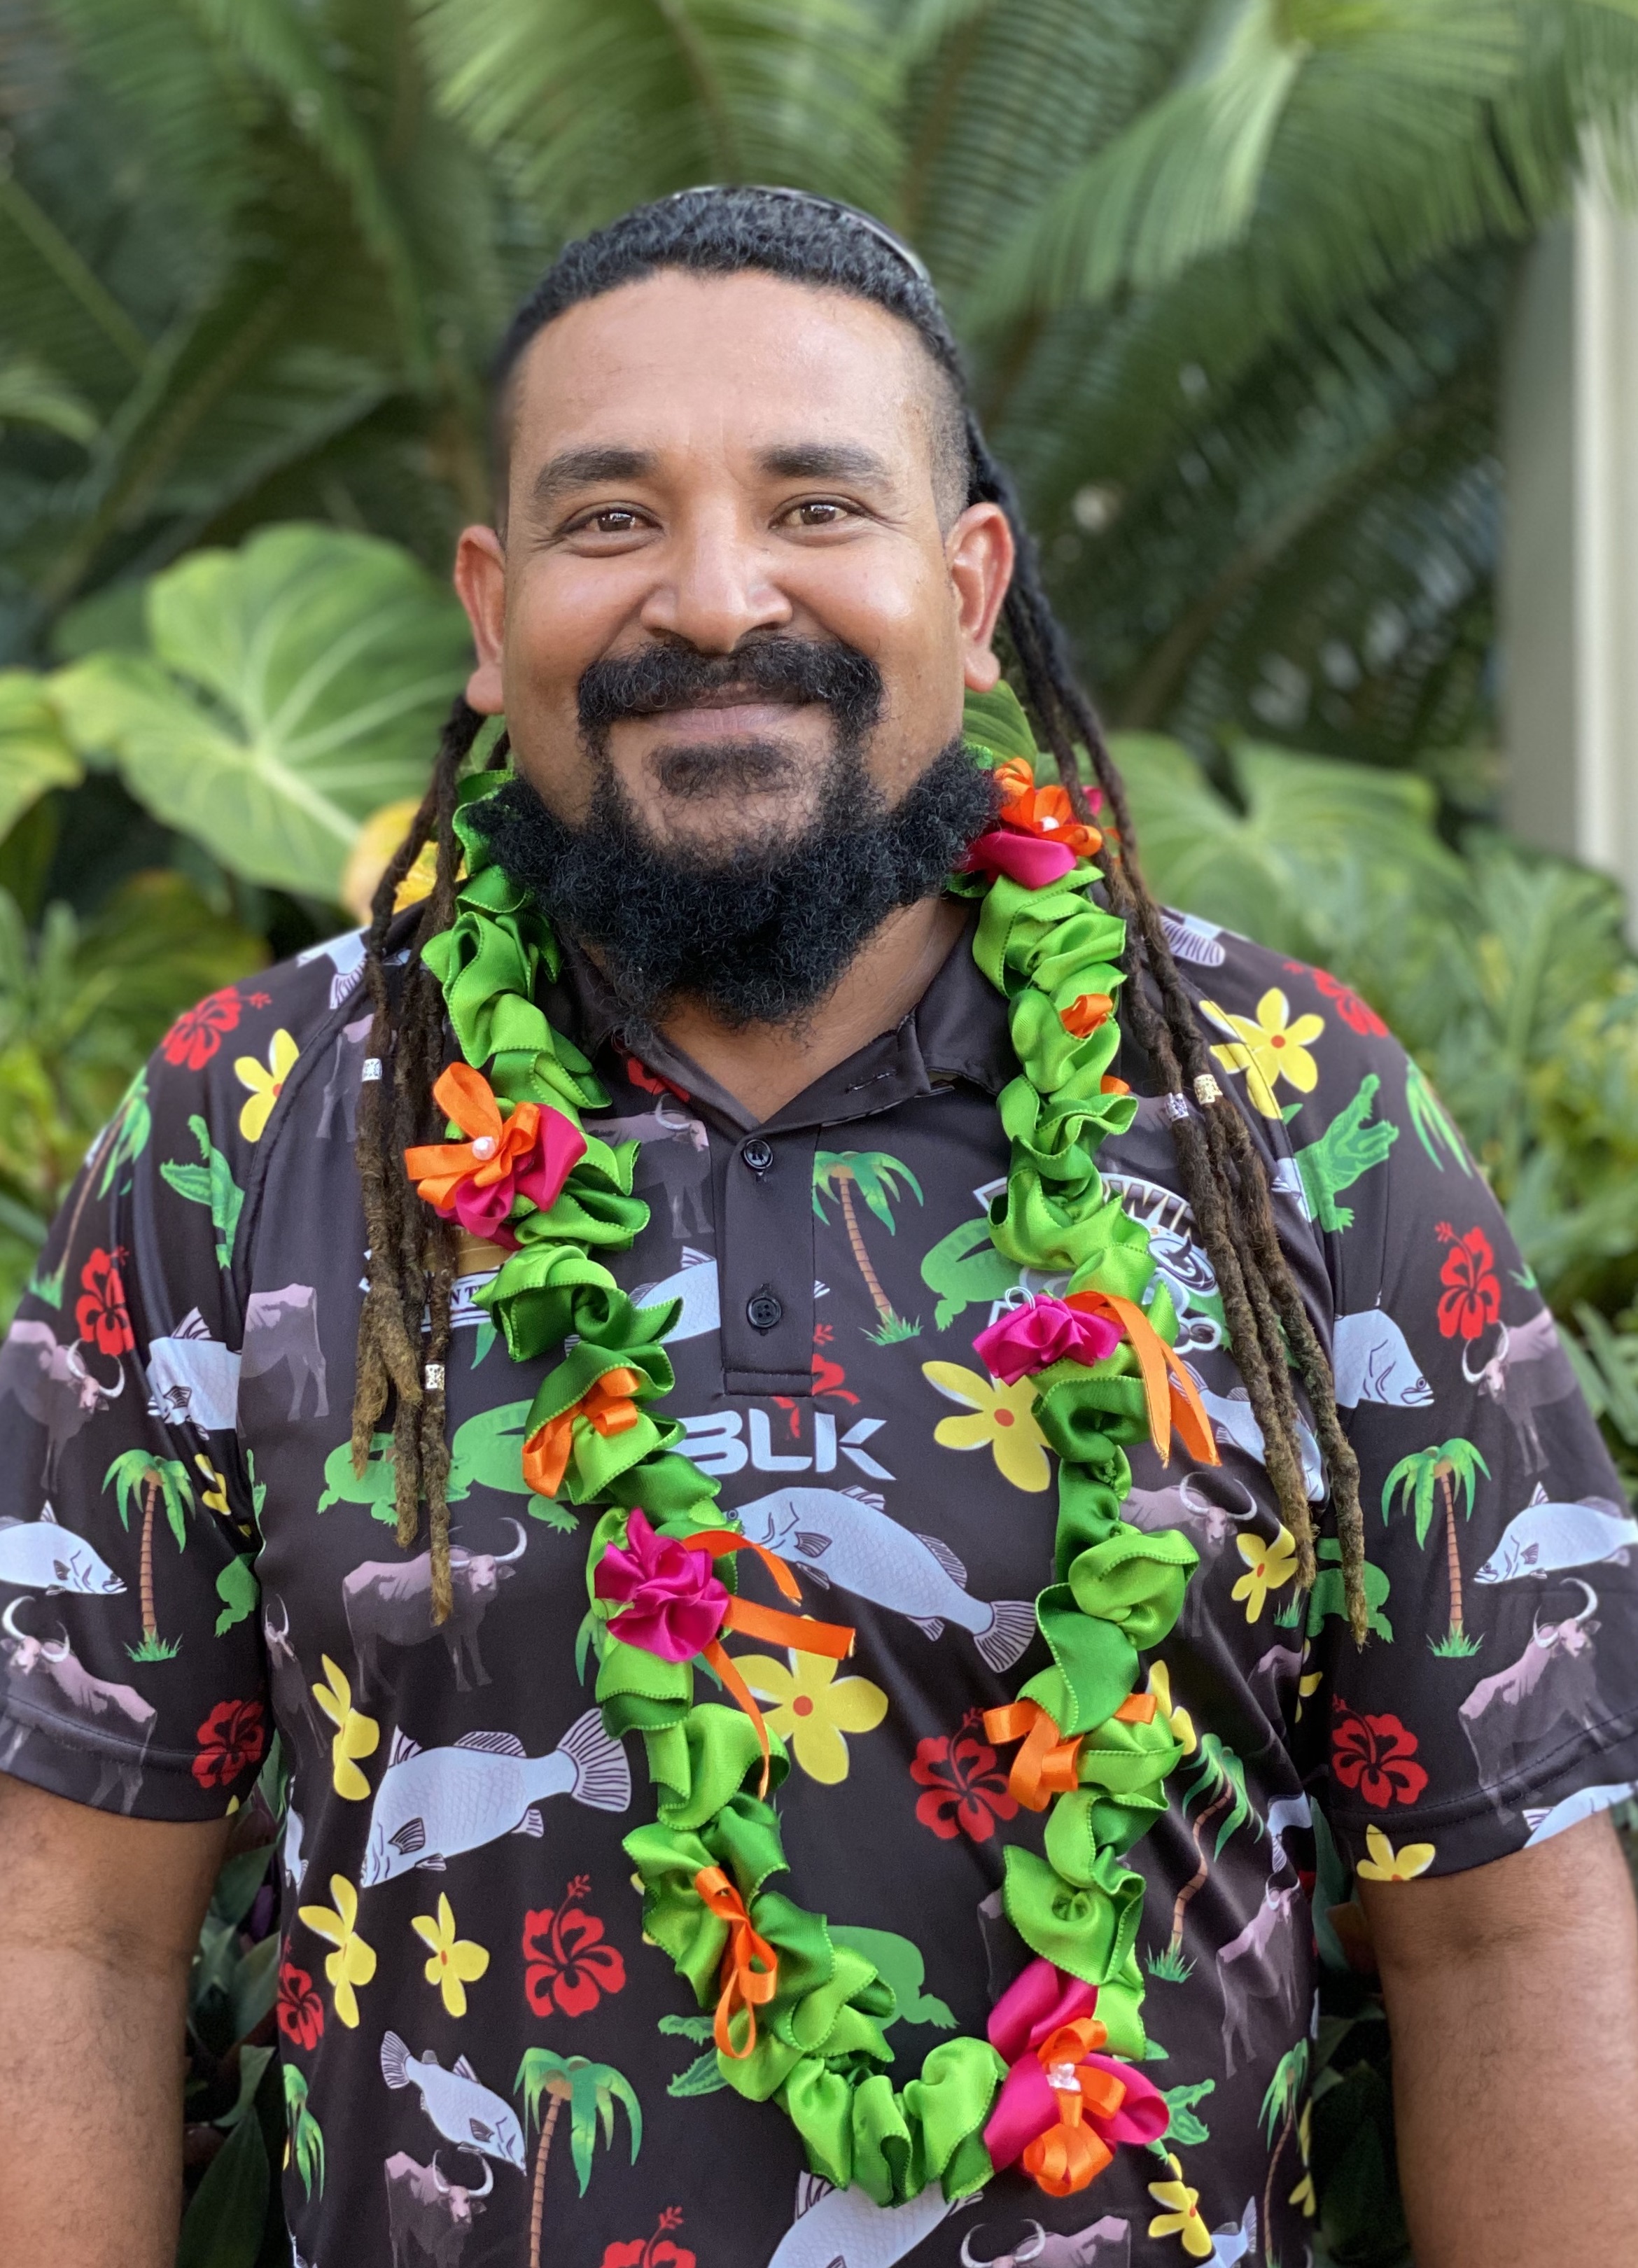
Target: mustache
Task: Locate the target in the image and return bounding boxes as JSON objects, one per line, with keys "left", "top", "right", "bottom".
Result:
{"left": 576, "top": 637, "right": 883, "bottom": 745}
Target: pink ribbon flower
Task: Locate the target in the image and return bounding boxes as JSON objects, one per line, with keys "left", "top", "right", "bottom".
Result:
{"left": 594, "top": 1508, "right": 729, "bottom": 1663}
{"left": 973, "top": 1296, "right": 1122, "bottom": 1385}
{"left": 983, "top": 1958, "right": 1167, "bottom": 2199}
{"left": 959, "top": 829, "right": 1079, "bottom": 889}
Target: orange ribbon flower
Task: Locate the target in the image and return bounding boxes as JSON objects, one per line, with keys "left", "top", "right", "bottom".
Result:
{"left": 405, "top": 1064, "right": 540, "bottom": 1208}
{"left": 522, "top": 1368, "right": 643, "bottom": 1497}
{"left": 679, "top": 1530, "right": 853, "bottom": 1797}
{"left": 1060, "top": 992, "right": 1113, "bottom": 1038}
{"left": 1023, "top": 2015, "right": 1125, "bottom": 2198}
{"left": 994, "top": 756, "right": 1104, "bottom": 860}
{"left": 984, "top": 1693, "right": 1158, "bottom": 1810}
{"left": 694, "top": 1865, "right": 778, "bottom": 2059}
{"left": 1065, "top": 1290, "right": 1218, "bottom": 1469}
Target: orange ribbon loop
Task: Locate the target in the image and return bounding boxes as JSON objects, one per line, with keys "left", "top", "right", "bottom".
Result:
{"left": 1113, "top": 1690, "right": 1158, "bottom": 1725}
{"left": 983, "top": 1699, "right": 1084, "bottom": 1812}
{"left": 682, "top": 1530, "right": 854, "bottom": 1795}
{"left": 521, "top": 1368, "right": 643, "bottom": 1498}
{"left": 1060, "top": 992, "right": 1113, "bottom": 1039}
{"left": 1065, "top": 1291, "right": 1219, "bottom": 1469}
{"left": 694, "top": 1865, "right": 778, "bottom": 2060}
{"left": 1023, "top": 2016, "right": 1121, "bottom": 2199}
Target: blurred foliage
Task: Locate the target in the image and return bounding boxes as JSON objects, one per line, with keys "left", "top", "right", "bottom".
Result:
{"left": 3, "top": 4, "right": 1638, "bottom": 2264}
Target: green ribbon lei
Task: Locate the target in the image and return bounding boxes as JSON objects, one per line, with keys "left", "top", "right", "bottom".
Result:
{"left": 416, "top": 685, "right": 1199, "bottom": 2205}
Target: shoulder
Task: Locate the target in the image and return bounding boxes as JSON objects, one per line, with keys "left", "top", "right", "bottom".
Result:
{"left": 150, "top": 930, "right": 368, "bottom": 1124}
{"left": 1172, "top": 917, "right": 1446, "bottom": 1240}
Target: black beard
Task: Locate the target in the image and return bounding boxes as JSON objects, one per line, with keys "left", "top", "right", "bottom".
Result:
{"left": 468, "top": 736, "right": 996, "bottom": 1032}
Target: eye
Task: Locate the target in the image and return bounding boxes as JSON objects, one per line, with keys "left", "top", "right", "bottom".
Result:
{"left": 581, "top": 507, "right": 643, "bottom": 536}
{"left": 785, "top": 498, "right": 853, "bottom": 527}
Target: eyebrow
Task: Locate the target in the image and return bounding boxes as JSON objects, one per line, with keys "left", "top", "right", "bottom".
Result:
{"left": 529, "top": 445, "right": 657, "bottom": 512}
{"left": 756, "top": 441, "right": 895, "bottom": 486}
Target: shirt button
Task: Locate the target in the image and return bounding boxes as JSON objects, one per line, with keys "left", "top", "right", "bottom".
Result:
{"left": 741, "top": 1137, "right": 774, "bottom": 1175}
{"left": 746, "top": 1289, "right": 783, "bottom": 1332}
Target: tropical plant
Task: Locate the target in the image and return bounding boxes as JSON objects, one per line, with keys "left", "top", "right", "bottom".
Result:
{"left": 812, "top": 1149, "right": 924, "bottom": 1340}
{"left": 1260, "top": 2038, "right": 1312, "bottom": 2265}
{"left": 103, "top": 1448, "right": 195, "bottom": 1660}
{"left": 1154, "top": 1732, "right": 1261, "bottom": 1975}
{"left": 515, "top": 2049, "right": 642, "bottom": 2268}
{"left": 1382, "top": 1437, "right": 1491, "bottom": 1656}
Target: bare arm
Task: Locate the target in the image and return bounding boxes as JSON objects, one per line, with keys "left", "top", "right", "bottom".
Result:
{"left": 0, "top": 1773, "right": 229, "bottom": 2268}
{"left": 1362, "top": 1811, "right": 1638, "bottom": 2268}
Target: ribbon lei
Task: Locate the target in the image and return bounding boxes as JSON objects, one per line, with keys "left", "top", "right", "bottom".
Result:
{"left": 694, "top": 1866, "right": 777, "bottom": 2059}
{"left": 1065, "top": 1290, "right": 1218, "bottom": 1467}
{"left": 522, "top": 1368, "right": 644, "bottom": 1498}
{"left": 682, "top": 1530, "right": 853, "bottom": 1797}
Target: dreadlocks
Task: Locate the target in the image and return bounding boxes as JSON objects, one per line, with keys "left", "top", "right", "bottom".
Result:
{"left": 350, "top": 186, "right": 1368, "bottom": 1642}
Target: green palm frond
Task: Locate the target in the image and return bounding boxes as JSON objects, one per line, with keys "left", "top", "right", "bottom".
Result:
{"left": 812, "top": 1149, "right": 923, "bottom": 1231}
{"left": 1181, "top": 1731, "right": 1259, "bottom": 1856}
{"left": 420, "top": 0, "right": 900, "bottom": 228}
{"left": 1259, "top": 2036, "right": 1310, "bottom": 2141}
{"left": 516, "top": 2050, "right": 640, "bottom": 2196}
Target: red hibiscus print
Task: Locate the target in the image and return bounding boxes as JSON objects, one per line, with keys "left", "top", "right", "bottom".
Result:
{"left": 247, "top": 991, "right": 272, "bottom": 1009}
{"left": 1331, "top": 1701, "right": 1428, "bottom": 1809}
{"left": 910, "top": 1723, "right": 1018, "bottom": 1843}
{"left": 523, "top": 1875, "right": 626, "bottom": 2018}
{"left": 602, "top": 2209, "right": 695, "bottom": 2268}
{"left": 190, "top": 1698, "right": 266, "bottom": 1790}
{"left": 1284, "top": 960, "right": 1388, "bottom": 1037}
{"left": 75, "top": 1246, "right": 133, "bottom": 1358}
{"left": 162, "top": 988, "right": 240, "bottom": 1070}
{"left": 276, "top": 1958, "right": 324, "bottom": 2050}
{"left": 1434, "top": 1222, "right": 1501, "bottom": 1341}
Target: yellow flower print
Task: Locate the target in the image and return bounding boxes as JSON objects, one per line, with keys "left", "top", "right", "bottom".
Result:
{"left": 1355, "top": 1823, "right": 1436, "bottom": 1882}
{"left": 1296, "top": 1638, "right": 1323, "bottom": 1723}
{"left": 234, "top": 1028, "right": 300, "bottom": 1142}
{"left": 1147, "top": 2152, "right": 1214, "bottom": 2258}
{"left": 193, "top": 1455, "right": 229, "bottom": 1517}
{"left": 1289, "top": 2099, "right": 1316, "bottom": 2216}
{"left": 922, "top": 1362, "right": 1051, "bottom": 1492}
{"left": 411, "top": 1893, "right": 490, "bottom": 2018}
{"left": 312, "top": 1655, "right": 379, "bottom": 1800}
{"left": 740, "top": 1636, "right": 889, "bottom": 1784}
{"left": 1146, "top": 1660, "right": 1197, "bottom": 1756}
{"left": 1231, "top": 1525, "right": 1298, "bottom": 1622}
{"left": 298, "top": 1875, "right": 377, "bottom": 2028}
{"left": 1201, "top": 987, "right": 1324, "bottom": 1118}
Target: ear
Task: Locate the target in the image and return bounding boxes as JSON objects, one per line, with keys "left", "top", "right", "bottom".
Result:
{"left": 945, "top": 500, "right": 1014, "bottom": 694}
{"left": 453, "top": 524, "right": 507, "bottom": 716}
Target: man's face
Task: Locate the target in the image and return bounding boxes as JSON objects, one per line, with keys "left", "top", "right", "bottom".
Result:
{"left": 454, "top": 270, "right": 1012, "bottom": 849}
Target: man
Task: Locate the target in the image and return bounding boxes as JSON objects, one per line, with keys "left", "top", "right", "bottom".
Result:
{"left": 1, "top": 186, "right": 1636, "bottom": 2268}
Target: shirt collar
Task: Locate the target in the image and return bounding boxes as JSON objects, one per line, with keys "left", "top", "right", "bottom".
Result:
{"left": 549, "top": 902, "right": 1014, "bottom": 1135}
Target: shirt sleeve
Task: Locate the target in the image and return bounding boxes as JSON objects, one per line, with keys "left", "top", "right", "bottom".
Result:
{"left": 0, "top": 997, "right": 270, "bottom": 1822}
{"left": 1287, "top": 961, "right": 1638, "bottom": 1876}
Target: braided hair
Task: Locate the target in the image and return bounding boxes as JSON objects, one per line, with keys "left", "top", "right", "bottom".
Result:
{"left": 352, "top": 187, "right": 1368, "bottom": 1641}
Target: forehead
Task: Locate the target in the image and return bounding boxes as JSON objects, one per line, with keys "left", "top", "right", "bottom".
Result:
{"left": 505, "top": 270, "right": 937, "bottom": 480}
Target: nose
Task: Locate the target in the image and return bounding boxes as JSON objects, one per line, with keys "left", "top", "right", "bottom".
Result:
{"left": 638, "top": 501, "right": 792, "bottom": 656}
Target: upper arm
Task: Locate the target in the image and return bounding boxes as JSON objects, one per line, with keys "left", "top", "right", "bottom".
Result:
{"left": 1358, "top": 1809, "right": 1637, "bottom": 1974}
{"left": 0, "top": 985, "right": 285, "bottom": 1826}
{"left": 0, "top": 1770, "right": 228, "bottom": 1970}
{"left": 1266, "top": 960, "right": 1638, "bottom": 1880}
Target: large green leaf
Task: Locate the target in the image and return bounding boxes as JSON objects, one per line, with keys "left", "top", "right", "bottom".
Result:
{"left": 174, "top": 2107, "right": 270, "bottom": 2268}
{"left": 52, "top": 525, "right": 470, "bottom": 898}
{"left": 0, "top": 673, "right": 83, "bottom": 841}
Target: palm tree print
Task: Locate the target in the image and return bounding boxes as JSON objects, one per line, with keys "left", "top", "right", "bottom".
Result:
{"left": 1382, "top": 1437, "right": 1490, "bottom": 1656}
{"left": 29, "top": 1069, "right": 151, "bottom": 1308}
{"left": 103, "top": 1449, "right": 193, "bottom": 1660}
{"left": 1259, "top": 2039, "right": 1310, "bottom": 2264}
{"left": 515, "top": 2049, "right": 640, "bottom": 2268}
{"left": 1152, "top": 1734, "right": 1261, "bottom": 1977}
{"left": 812, "top": 1151, "right": 923, "bottom": 1341}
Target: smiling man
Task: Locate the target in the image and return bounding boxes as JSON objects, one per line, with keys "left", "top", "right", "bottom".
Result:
{"left": 3, "top": 188, "right": 1638, "bottom": 2268}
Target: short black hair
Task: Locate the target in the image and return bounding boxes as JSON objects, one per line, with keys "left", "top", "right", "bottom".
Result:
{"left": 489, "top": 186, "right": 969, "bottom": 520}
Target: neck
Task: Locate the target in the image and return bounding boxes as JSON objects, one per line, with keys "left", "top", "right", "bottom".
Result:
{"left": 650, "top": 894, "right": 968, "bottom": 1122}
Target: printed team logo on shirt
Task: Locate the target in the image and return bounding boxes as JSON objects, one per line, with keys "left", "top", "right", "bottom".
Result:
{"left": 676, "top": 1403, "right": 892, "bottom": 1480}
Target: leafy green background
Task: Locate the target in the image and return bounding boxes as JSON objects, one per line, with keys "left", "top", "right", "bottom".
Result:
{"left": 6, "top": 3, "right": 1638, "bottom": 2260}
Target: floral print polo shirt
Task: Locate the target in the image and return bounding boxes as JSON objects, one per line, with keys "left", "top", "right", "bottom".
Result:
{"left": 1, "top": 901, "right": 1635, "bottom": 2268}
